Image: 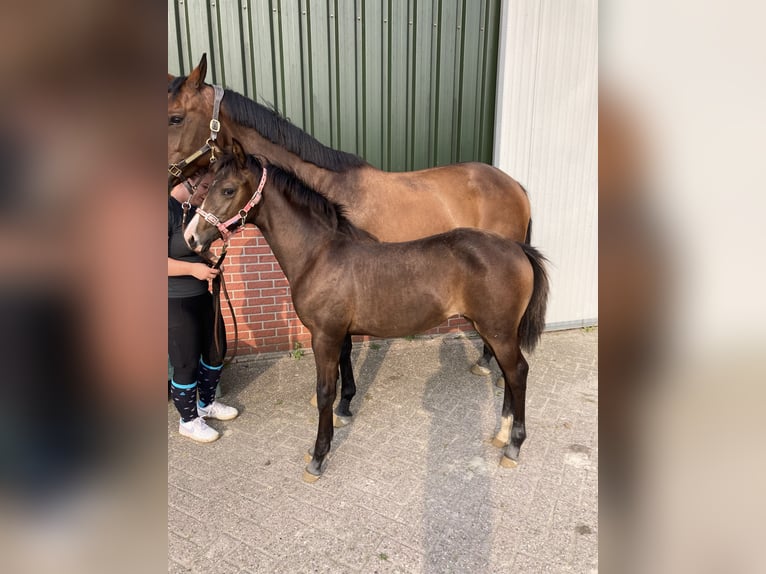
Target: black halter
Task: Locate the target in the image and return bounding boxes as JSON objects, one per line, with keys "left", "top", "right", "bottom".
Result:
{"left": 168, "top": 85, "right": 225, "bottom": 189}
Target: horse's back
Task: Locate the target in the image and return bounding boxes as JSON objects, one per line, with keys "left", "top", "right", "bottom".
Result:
{"left": 344, "top": 164, "right": 531, "bottom": 243}
{"left": 352, "top": 227, "right": 534, "bottom": 306}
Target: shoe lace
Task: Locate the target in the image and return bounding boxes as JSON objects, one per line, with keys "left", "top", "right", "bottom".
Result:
{"left": 201, "top": 401, "right": 216, "bottom": 414}
{"left": 192, "top": 416, "right": 209, "bottom": 430}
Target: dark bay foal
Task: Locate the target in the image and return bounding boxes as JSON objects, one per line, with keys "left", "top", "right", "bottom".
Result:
{"left": 185, "top": 141, "right": 549, "bottom": 482}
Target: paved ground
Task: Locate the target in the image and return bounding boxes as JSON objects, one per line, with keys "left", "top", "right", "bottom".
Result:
{"left": 168, "top": 329, "right": 598, "bottom": 573}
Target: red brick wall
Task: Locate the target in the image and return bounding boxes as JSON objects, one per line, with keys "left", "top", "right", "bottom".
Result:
{"left": 213, "top": 227, "right": 476, "bottom": 358}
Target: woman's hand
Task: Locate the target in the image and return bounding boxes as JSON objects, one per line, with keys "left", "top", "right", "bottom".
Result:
{"left": 168, "top": 258, "right": 221, "bottom": 280}
{"left": 189, "top": 263, "right": 220, "bottom": 281}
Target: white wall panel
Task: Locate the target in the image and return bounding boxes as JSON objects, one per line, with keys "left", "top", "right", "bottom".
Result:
{"left": 494, "top": 0, "right": 598, "bottom": 329}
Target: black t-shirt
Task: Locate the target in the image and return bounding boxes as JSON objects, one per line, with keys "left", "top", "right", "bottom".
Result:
{"left": 168, "top": 197, "right": 208, "bottom": 298}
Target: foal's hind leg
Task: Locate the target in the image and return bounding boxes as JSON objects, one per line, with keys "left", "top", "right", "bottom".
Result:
{"left": 470, "top": 344, "right": 495, "bottom": 377}
{"left": 488, "top": 341, "right": 529, "bottom": 467}
{"left": 334, "top": 333, "right": 355, "bottom": 425}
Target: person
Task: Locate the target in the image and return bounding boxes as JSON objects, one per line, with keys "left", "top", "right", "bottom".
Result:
{"left": 168, "top": 172, "right": 238, "bottom": 442}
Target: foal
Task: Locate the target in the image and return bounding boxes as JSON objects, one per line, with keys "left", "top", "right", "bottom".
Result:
{"left": 185, "top": 141, "right": 549, "bottom": 482}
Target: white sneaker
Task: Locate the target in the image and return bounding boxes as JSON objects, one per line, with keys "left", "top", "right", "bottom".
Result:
{"left": 179, "top": 417, "right": 220, "bottom": 443}
{"left": 197, "top": 400, "right": 239, "bottom": 421}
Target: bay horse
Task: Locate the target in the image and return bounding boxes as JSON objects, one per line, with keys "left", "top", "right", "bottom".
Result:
{"left": 184, "top": 141, "right": 549, "bottom": 482}
{"left": 169, "top": 54, "right": 532, "bottom": 377}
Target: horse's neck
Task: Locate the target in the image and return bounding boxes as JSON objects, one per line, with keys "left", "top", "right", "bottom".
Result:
{"left": 228, "top": 123, "right": 338, "bottom": 193}
{"left": 253, "top": 184, "right": 334, "bottom": 284}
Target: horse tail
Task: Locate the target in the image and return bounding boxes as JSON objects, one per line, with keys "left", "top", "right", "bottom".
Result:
{"left": 518, "top": 183, "right": 532, "bottom": 244}
{"left": 517, "top": 243, "right": 549, "bottom": 353}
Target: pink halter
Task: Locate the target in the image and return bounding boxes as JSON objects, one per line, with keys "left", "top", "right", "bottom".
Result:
{"left": 194, "top": 167, "right": 268, "bottom": 242}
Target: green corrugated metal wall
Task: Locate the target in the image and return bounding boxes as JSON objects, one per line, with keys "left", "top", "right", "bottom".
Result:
{"left": 169, "top": 0, "right": 500, "bottom": 171}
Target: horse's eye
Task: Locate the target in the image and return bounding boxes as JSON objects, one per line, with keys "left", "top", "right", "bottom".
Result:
{"left": 222, "top": 188, "right": 236, "bottom": 197}
{"left": 169, "top": 115, "right": 184, "bottom": 125}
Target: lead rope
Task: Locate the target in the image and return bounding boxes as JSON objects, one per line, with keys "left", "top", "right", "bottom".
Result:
{"left": 208, "top": 244, "right": 238, "bottom": 368}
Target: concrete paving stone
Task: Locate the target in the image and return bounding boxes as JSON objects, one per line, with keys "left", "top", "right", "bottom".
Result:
{"left": 551, "top": 498, "right": 588, "bottom": 533}
{"left": 168, "top": 557, "right": 189, "bottom": 574}
{"left": 488, "top": 550, "right": 517, "bottom": 573}
{"left": 571, "top": 526, "right": 599, "bottom": 573}
{"left": 370, "top": 537, "right": 425, "bottom": 573}
{"left": 533, "top": 479, "right": 571, "bottom": 519}
{"left": 369, "top": 518, "right": 423, "bottom": 551}
{"left": 191, "top": 553, "right": 241, "bottom": 574}
{"left": 214, "top": 472, "right": 279, "bottom": 503}
{"left": 168, "top": 531, "right": 202, "bottom": 570}
{"left": 218, "top": 494, "right": 278, "bottom": 530}
{"left": 543, "top": 527, "right": 578, "bottom": 565}
{"left": 507, "top": 519, "right": 559, "bottom": 561}
{"left": 489, "top": 473, "right": 539, "bottom": 511}
{"left": 511, "top": 551, "right": 568, "bottom": 574}
{"left": 346, "top": 485, "right": 411, "bottom": 521}
{"left": 419, "top": 539, "right": 491, "bottom": 573}
{"left": 170, "top": 492, "right": 251, "bottom": 538}
{"left": 197, "top": 532, "right": 242, "bottom": 565}
{"left": 374, "top": 442, "right": 431, "bottom": 469}
{"left": 279, "top": 482, "right": 351, "bottom": 516}
{"left": 215, "top": 540, "right": 279, "bottom": 573}
{"left": 292, "top": 556, "right": 358, "bottom": 574}
{"left": 226, "top": 519, "right": 278, "bottom": 554}
{"left": 169, "top": 329, "right": 597, "bottom": 572}
{"left": 569, "top": 507, "right": 599, "bottom": 542}
{"left": 350, "top": 459, "right": 425, "bottom": 497}
{"left": 168, "top": 506, "right": 216, "bottom": 547}
{"left": 169, "top": 466, "right": 221, "bottom": 498}
{"left": 300, "top": 524, "right": 383, "bottom": 571}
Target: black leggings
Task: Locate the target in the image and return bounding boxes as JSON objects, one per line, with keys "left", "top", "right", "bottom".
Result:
{"left": 168, "top": 292, "right": 226, "bottom": 386}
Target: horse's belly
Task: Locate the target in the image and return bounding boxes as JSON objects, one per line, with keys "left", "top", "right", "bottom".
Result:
{"left": 348, "top": 299, "right": 452, "bottom": 338}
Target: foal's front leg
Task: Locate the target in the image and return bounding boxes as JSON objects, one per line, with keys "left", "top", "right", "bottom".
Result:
{"left": 304, "top": 334, "right": 343, "bottom": 483}
{"left": 309, "top": 332, "right": 355, "bottom": 428}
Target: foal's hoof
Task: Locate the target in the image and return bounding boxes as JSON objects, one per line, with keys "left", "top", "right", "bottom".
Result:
{"left": 310, "top": 393, "right": 318, "bottom": 408}
{"left": 471, "top": 363, "right": 492, "bottom": 377}
{"left": 491, "top": 436, "right": 508, "bottom": 449}
{"left": 495, "top": 376, "right": 505, "bottom": 389}
{"left": 333, "top": 414, "right": 351, "bottom": 428}
{"left": 500, "top": 456, "right": 518, "bottom": 469}
{"left": 302, "top": 469, "right": 321, "bottom": 483}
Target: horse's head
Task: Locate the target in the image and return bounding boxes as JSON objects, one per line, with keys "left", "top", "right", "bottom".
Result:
{"left": 168, "top": 54, "right": 227, "bottom": 190}
{"left": 185, "top": 139, "right": 266, "bottom": 253}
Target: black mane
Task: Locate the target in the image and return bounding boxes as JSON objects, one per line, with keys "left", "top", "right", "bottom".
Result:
{"left": 214, "top": 152, "right": 377, "bottom": 242}
{"left": 170, "top": 75, "right": 367, "bottom": 172}
{"left": 222, "top": 89, "right": 367, "bottom": 172}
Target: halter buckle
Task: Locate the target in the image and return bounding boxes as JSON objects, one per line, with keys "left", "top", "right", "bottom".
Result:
{"left": 209, "top": 119, "right": 220, "bottom": 133}
{"left": 207, "top": 138, "right": 218, "bottom": 163}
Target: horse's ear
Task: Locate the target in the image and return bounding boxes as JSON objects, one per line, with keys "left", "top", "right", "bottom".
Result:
{"left": 232, "top": 139, "right": 247, "bottom": 168}
{"left": 168, "top": 73, "right": 175, "bottom": 83}
{"left": 186, "top": 54, "right": 208, "bottom": 90}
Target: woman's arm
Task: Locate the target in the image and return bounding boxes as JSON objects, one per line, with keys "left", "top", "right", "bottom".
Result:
{"left": 168, "top": 258, "right": 220, "bottom": 281}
